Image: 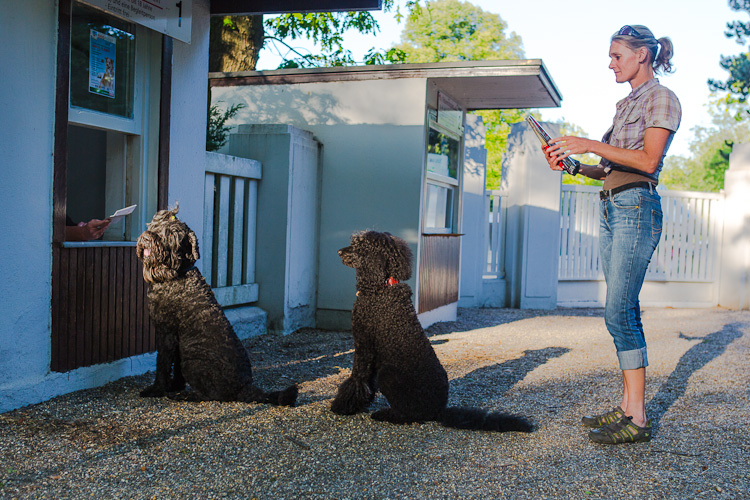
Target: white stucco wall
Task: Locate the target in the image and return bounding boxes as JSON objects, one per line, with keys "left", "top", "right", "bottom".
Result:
{"left": 0, "top": 0, "right": 58, "bottom": 410}
{"left": 168, "top": 0, "right": 210, "bottom": 243}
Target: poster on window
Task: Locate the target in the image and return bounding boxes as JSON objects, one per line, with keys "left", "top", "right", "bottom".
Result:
{"left": 88, "top": 29, "right": 116, "bottom": 99}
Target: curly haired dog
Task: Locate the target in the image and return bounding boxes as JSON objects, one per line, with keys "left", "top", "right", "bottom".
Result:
{"left": 331, "top": 230, "right": 532, "bottom": 432}
{"left": 136, "top": 205, "right": 297, "bottom": 406}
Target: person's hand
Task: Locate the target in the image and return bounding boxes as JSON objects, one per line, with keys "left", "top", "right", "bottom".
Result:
{"left": 542, "top": 144, "right": 565, "bottom": 171}
{"left": 547, "top": 136, "right": 596, "bottom": 160}
{"left": 80, "top": 218, "right": 111, "bottom": 240}
{"left": 543, "top": 136, "right": 596, "bottom": 172}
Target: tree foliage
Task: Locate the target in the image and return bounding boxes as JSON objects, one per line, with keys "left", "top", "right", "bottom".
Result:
{"left": 207, "top": 102, "right": 246, "bottom": 151}
{"left": 209, "top": 1, "right": 419, "bottom": 71}
{"left": 394, "top": 0, "right": 526, "bottom": 189}
{"left": 660, "top": 106, "right": 749, "bottom": 192}
{"left": 708, "top": 0, "right": 750, "bottom": 118}
{"left": 393, "top": 0, "right": 523, "bottom": 62}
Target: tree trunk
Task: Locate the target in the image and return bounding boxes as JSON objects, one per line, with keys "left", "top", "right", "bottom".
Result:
{"left": 209, "top": 15, "right": 264, "bottom": 73}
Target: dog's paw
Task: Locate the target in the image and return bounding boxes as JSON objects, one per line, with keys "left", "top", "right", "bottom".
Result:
{"left": 331, "top": 378, "right": 373, "bottom": 415}
{"left": 139, "top": 385, "right": 167, "bottom": 398}
{"left": 168, "top": 379, "right": 186, "bottom": 392}
{"left": 279, "top": 384, "right": 299, "bottom": 407}
{"left": 371, "top": 407, "right": 418, "bottom": 425}
{"left": 166, "top": 390, "right": 206, "bottom": 402}
{"left": 330, "top": 396, "right": 359, "bottom": 415}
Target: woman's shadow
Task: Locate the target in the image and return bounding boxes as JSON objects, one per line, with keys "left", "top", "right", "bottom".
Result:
{"left": 646, "top": 323, "right": 744, "bottom": 429}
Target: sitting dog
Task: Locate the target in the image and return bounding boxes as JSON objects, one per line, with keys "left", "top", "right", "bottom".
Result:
{"left": 331, "top": 230, "right": 532, "bottom": 432}
{"left": 136, "top": 205, "right": 297, "bottom": 406}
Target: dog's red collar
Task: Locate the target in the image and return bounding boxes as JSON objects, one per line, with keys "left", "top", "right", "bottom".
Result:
{"left": 356, "top": 277, "right": 399, "bottom": 297}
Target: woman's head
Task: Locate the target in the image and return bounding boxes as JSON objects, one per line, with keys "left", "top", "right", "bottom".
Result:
{"left": 611, "top": 25, "right": 674, "bottom": 75}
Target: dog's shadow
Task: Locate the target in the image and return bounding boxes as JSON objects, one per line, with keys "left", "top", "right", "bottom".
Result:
{"left": 249, "top": 329, "right": 571, "bottom": 408}
{"left": 447, "top": 347, "right": 570, "bottom": 407}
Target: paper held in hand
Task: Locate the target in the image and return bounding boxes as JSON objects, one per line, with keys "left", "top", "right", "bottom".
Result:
{"left": 525, "top": 115, "right": 580, "bottom": 176}
{"left": 108, "top": 204, "right": 137, "bottom": 225}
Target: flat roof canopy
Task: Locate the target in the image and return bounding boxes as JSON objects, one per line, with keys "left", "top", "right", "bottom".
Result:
{"left": 209, "top": 60, "right": 563, "bottom": 110}
{"left": 211, "top": 0, "right": 382, "bottom": 15}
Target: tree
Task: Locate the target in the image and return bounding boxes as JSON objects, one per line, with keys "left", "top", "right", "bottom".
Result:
{"left": 659, "top": 106, "right": 750, "bottom": 192}
{"left": 207, "top": 103, "right": 246, "bottom": 151}
{"left": 394, "top": 0, "right": 527, "bottom": 189}
{"left": 209, "top": 2, "right": 418, "bottom": 72}
{"left": 555, "top": 121, "right": 604, "bottom": 187}
{"left": 708, "top": 0, "right": 750, "bottom": 119}
{"left": 392, "top": 0, "right": 523, "bottom": 62}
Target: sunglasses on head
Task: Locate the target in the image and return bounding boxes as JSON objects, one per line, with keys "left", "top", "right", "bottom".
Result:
{"left": 618, "top": 25, "right": 642, "bottom": 37}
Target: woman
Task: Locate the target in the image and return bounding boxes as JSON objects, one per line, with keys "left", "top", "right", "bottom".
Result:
{"left": 544, "top": 25, "right": 681, "bottom": 444}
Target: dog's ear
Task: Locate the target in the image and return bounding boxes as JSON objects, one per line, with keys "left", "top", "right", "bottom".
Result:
{"left": 187, "top": 229, "right": 200, "bottom": 263}
{"left": 385, "top": 233, "right": 412, "bottom": 281}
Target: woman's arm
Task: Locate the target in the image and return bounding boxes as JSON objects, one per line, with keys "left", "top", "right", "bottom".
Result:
{"left": 546, "top": 127, "right": 672, "bottom": 175}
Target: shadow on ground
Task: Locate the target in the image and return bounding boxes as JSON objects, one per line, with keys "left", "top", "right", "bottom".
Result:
{"left": 646, "top": 322, "right": 743, "bottom": 429}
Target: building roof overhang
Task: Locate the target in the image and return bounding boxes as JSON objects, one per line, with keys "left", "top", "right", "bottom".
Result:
{"left": 210, "top": 0, "right": 383, "bottom": 15}
{"left": 209, "top": 60, "right": 563, "bottom": 110}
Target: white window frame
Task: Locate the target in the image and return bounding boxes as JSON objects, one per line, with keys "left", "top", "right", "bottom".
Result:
{"left": 66, "top": 11, "right": 161, "bottom": 244}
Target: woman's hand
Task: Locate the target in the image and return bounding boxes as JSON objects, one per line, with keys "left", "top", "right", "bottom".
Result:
{"left": 543, "top": 136, "right": 593, "bottom": 171}
{"left": 543, "top": 144, "right": 565, "bottom": 171}
{"left": 547, "top": 136, "right": 595, "bottom": 160}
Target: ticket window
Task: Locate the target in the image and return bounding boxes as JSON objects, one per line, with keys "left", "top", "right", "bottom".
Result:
{"left": 423, "top": 122, "right": 462, "bottom": 234}
{"left": 65, "top": 1, "right": 161, "bottom": 242}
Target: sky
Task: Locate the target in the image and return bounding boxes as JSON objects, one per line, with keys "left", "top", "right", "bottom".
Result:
{"left": 256, "top": 0, "right": 746, "bottom": 158}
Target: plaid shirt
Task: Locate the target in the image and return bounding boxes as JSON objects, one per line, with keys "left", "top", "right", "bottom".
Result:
{"left": 601, "top": 78, "right": 681, "bottom": 183}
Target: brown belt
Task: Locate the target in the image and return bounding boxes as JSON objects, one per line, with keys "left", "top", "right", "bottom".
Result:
{"left": 599, "top": 181, "right": 655, "bottom": 200}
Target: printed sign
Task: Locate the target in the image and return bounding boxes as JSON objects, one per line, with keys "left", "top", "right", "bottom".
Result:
{"left": 79, "top": 0, "right": 192, "bottom": 43}
{"left": 89, "top": 30, "right": 117, "bottom": 98}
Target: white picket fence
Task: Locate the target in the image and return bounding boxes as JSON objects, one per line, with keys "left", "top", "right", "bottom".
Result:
{"left": 486, "top": 185, "right": 725, "bottom": 285}
{"left": 485, "top": 189, "right": 507, "bottom": 280}
{"left": 203, "top": 152, "right": 261, "bottom": 307}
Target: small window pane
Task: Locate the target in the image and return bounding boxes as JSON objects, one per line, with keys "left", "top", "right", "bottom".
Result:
{"left": 427, "top": 128, "right": 460, "bottom": 180}
{"left": 70, "top": 2, "right": 135, "bottom": 119}
{"left": 424, "top": 183, "right": 453, "bottom": 230}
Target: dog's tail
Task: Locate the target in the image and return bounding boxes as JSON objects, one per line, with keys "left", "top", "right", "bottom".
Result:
{"left": 240, "top": 384, "right": 299, "bottom": 407}
{"left": 440, "top": 407, "right": 533, "bottom": 433}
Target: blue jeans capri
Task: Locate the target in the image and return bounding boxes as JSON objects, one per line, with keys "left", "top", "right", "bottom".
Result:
{"left": 599, "top": 186, "right": 662, "bottom": 371}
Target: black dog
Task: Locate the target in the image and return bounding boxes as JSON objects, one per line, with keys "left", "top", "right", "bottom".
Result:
{"left": 136, "top": 205, "right": 297, "bottom": 406}
{"left": 331, "top": 231, "right": 532, "bottom": 432}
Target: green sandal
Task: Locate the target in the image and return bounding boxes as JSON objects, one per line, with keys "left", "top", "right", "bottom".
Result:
{"left": 588, "top": 416, "right": 652, "bottom": 444}
{"left": 581, "top": 406, "right": 625, "bottom": 428}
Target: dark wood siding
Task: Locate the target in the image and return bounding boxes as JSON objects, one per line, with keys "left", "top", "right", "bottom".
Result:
{"left": 51, "top": 246, "right": 155, "bottom": 372}
{"left": 418, "top": 234, "right": 461, "bottom": 314}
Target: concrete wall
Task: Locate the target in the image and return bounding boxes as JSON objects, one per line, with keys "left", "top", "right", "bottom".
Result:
{"left": 458, "top": 114, "right": 488, "bottom": 308}
{"left": 502, "top": 122, "right": 562, "bottom": 309}
{"left": 225, "top": 125, "right": 321, "bottom": 334}
{"left": 213, "top": 79, "right": 428, "bottom": 329}
{"left": 0, "top": 0, "right": 211, "bottom": 413}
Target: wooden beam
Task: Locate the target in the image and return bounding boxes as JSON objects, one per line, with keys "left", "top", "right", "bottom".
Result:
{"left": 210, "top": 0, "right": 382, "bottom": 15}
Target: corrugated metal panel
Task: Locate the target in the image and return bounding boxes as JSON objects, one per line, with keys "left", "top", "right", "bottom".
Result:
{"left": 51, "top": 246, "right": 155, "bottom": 372}
{"left": 418, "top": 234, "right": 461, "bottom": 314}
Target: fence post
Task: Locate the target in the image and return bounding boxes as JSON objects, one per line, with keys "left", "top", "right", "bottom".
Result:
{"left": 719, "top": 143, "right": 750, "bottom": 310}
{"left": 459, "top": 114, "right": 488, "bottom": 308}
{"left": 502, "top": 121, "right": 562, "bottom": 309}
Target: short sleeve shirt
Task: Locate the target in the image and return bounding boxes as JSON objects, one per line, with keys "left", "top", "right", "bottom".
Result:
{"left": 600, "top": 78, "right": 681, "bottom": 187}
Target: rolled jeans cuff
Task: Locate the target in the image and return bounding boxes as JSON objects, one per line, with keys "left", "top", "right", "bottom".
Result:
{"left": 617, "top": 347, "right": 648, "bottom": 370}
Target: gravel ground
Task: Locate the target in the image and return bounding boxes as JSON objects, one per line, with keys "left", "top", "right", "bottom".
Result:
{"left": 1, "top": 307, "right": 749, "bottom": 499}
